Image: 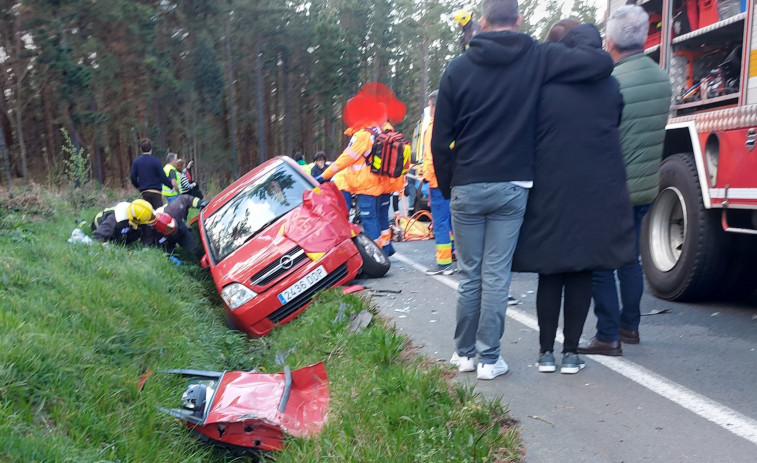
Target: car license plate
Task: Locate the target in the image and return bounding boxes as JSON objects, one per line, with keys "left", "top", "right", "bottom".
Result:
{"left": 277, "top": 266, "right": 327, "bottom": 304}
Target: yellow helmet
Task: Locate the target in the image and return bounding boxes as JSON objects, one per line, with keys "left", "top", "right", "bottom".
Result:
{"left": 453, "top": 9, "right": 471, "bottom": 26}
{"left": 126, "top": 199, "right": 156, "bottom": 229}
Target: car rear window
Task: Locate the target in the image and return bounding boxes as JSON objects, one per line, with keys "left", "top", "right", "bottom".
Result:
{"left": 203, "top": 163, "right": 312, "bottom": 262}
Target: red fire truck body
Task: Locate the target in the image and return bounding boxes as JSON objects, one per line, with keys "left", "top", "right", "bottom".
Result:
{"left": 609, "top": 0, "right": 757, "bottom": 301}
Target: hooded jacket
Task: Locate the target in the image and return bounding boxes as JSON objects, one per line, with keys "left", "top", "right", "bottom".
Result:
{"left": 431, "top": 25, "right": 614, "bottom": 199}
{"left": 511, "top": 25, "right": 636, "bottom": 274}
{"left": 612, "top": 53, "right": 671, "bottom": 205}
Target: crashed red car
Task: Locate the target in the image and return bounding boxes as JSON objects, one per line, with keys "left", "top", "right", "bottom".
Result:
{"left": 197, "top": 156, "right": 389, "bottom": 336}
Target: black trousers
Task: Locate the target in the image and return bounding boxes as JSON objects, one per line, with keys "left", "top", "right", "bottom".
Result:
{"left": 536, "top": 270, "right": 593, "bottom": 354}
{"left": 141, "top": 190, "right": 164, "bottom": 210}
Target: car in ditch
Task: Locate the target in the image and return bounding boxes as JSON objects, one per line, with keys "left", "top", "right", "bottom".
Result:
{"left": 196, "top": 156, "right": 389, "bottom": 336}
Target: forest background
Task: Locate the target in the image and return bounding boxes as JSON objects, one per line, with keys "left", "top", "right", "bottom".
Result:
{"left": 0, "top": 0, "right": 599, "bottom": 190}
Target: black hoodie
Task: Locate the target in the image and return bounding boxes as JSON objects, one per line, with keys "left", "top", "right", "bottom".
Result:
{"left": 431, "top": 24, "right": 614, "bottom": 199}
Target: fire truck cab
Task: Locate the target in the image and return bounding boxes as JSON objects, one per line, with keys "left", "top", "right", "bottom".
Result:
{"left": 608, "top": 0, "right": 757, "bottom": 301}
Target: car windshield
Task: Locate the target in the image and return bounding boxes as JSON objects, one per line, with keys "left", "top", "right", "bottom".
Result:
{"left": 204, "top": 162, "right": 312, "bottom": 262}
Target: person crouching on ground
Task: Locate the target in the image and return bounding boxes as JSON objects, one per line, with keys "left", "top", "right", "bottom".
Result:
{"left": 91, "top": 199, "right": 157, "bottom": 245}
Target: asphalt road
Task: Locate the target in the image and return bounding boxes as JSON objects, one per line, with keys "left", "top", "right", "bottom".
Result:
{"left": 363, "top": 239, "right": 757, "bottom": 463}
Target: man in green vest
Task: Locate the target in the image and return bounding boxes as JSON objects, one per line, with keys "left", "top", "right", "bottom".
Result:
{"left": 578, "top": 4, "right": 672, "bottom": 356}
{"left": 162, "top": 152, "right": 181, "bottom": 204}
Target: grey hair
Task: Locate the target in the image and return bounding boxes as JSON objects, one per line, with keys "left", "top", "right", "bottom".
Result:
{"left": 428, "top": 90, "right": 439, "bottom": 106}
{"left": 482, "top": 0, "right": 519, "bottom": 28}
{"left": 606, "top": 5, "right": 649, "bottom": 51}
{"left": 166, "top": 152, "right": 178, "bottom": 163}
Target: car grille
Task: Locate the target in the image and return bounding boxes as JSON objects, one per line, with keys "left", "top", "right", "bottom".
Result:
{"left": 267, "top": 263, "right": 348, "bottom": 324}
{"left": 251, "top": 247, "right": 308, "bottom": 287}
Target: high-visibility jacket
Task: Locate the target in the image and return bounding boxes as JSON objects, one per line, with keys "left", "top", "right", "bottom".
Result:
{"left": 322, "top": 127, "right": 384, "bottom": 196}
{"left": 421, "top": 119, "right": 438, "bottom": 189}
{"left": 162, "top": 164, "right": 179, "bottom": 198}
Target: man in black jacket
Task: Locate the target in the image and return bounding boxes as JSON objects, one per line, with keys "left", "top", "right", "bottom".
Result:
{"left": 431, "top": 0, "right": 614, "bottom": 380}
{"left": 130, "top": 138, "right": 174, "bottom": 209}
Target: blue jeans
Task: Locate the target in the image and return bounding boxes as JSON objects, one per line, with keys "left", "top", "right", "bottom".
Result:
{"left": 450, "top": 182, "right": 529, "bottom": 364}
{"left": 165, "top": 195, "right": 178, "bottom": 204}
{"left": 592, "top": 203, "right": 651, "bottom": 341}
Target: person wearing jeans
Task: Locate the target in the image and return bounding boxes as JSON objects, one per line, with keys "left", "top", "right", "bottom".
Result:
{"left": 450, "top": 182, "right": 528, "bottom": 377}
{"left": 589, "top": 204, "right": 650, "bottom": 348}
{"left": 578, "top": 5, "right": 671, "bottom": 356}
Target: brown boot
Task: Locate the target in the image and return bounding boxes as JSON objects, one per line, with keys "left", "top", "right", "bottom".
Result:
{"left": 577, "top": 337, "right": 622, "bottom": 356}
{"left": 620, "top": 329, "right": 640, "bottom": 344}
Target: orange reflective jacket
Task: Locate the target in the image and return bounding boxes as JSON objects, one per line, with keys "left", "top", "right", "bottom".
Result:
{"left": 421, "top": 119, "right": 438, "bottom": 189}
{"left": 322, "top": 128, "right": 384, "bottom": 196}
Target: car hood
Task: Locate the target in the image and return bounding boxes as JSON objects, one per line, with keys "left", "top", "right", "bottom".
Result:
{"left": 211, "top": 183, "right": 355, "bottom": 287}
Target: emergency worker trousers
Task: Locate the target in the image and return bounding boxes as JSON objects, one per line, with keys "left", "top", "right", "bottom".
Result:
{"left": 357, "top": 193, "right": 394, "bottom": 255}
{"left": 450, "top": 182, "right": 528, "bottom": 364}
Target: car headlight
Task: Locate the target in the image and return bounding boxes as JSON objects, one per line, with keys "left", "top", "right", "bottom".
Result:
{"left": 221, "top": 283, "right": 257, "bottom": 311}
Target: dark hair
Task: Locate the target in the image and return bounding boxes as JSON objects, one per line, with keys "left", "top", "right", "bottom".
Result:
{"left": 140, "top": 138, "right": 152, "bottom": 154}
{"left": 294, "top": 151, "right": 303, "bottom": 161}
{"left": 482, "top": 0, "right": 519, "bottom": 28}
{"left": 546, "top": 18, "right": 581, "bottom": 43}
{"left": 314, "top": 151, "right": 326, "bottom": 161}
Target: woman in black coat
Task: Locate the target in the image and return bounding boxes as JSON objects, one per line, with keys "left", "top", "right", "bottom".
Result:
{"left": 511, "top": 21, "right": 635, "bottom": 374}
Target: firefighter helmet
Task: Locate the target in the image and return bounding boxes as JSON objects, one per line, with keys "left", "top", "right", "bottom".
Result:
{"left": 453, "top": 9, "right": 471, "bottom": 26}
{"left": 126, "top": 199, "right": 156, "bottom": 229}
{"left": 154, "top": 212, "right": 177, "bottom": 236}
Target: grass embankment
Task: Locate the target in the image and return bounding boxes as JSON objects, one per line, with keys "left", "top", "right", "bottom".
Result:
{"left": 0, "top": 186, "right": 522, "bottom": 462}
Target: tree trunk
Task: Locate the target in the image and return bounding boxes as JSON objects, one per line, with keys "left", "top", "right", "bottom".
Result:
{"left": 42, "top": 84, "right": 56, "bottom": 173}
{"left": 255, "top": 39, "right": 266, "bottom": 166}
{"left": 225, "top": 13, "right": 240, "bottom": 179}
{"left": 419, "top": 36, "right": 429, "bottom": 112}
{"left": 0, "top": 126, "right": 13, "bottom": 188}
{"left": 282, "top": 53, "right": 293, "bottom": 158}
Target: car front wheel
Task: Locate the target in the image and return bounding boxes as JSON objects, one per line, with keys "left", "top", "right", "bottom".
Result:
{"left": 353, "top": 233, "right": 390, "bottom": 278}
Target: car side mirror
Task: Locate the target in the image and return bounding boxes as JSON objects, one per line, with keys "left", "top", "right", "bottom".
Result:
{"left": 200, "top": 254, "right": 209, "bottom": 269}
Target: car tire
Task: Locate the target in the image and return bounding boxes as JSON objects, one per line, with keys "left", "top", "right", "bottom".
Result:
{"left": 640, "top": 153, "right": 729, "bottom": 301}
{"left": 353, "top": 232, "right": 390, "bottom": 278}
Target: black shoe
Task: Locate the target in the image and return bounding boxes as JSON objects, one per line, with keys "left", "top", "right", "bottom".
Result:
{"left": 577, "top": 337, "right": 622, "bottom": 356}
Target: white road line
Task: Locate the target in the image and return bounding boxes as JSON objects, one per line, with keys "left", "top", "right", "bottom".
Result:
{"left": 392, "top": 252, "right": 757, "bottom": 446}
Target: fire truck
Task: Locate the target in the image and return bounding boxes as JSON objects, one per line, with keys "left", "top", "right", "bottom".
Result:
{"left": 608, "top": 0, "right": 757, "bottom": 301}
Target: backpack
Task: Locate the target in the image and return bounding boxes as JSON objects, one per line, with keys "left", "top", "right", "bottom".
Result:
{"left": 367, "top": 128, "right": 412, "bottom": 178}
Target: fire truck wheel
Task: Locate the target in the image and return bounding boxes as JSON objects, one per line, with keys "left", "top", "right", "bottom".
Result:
{"left": 353, "top": 233, "right": 390, "bottom": 278}
{"left": 640, "top": 153, "right": 729, "bottom": 301}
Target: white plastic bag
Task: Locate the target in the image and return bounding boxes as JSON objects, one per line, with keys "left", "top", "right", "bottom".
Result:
{"left": 68, "top": 228, "right": 93, "bottom": 245}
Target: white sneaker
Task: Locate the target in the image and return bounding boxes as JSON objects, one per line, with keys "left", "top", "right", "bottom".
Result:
{"left": 450, "top": 352, "right": 476, "bottom": 372}
{"left": 477, "top": 356, "right": 509, "bottom": 380}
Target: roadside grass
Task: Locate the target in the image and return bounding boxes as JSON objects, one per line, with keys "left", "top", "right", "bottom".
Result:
{"left": 0, "top": 186, "right": 522, "bottom": 462}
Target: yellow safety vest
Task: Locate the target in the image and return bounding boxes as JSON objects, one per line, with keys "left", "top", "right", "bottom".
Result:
{"left": 162, "top": 164, "right": 179, "bottom": 198}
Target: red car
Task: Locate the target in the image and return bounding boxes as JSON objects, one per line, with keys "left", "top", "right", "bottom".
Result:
{"left": 197, "top": 156, "right": 389, "bottom": 336}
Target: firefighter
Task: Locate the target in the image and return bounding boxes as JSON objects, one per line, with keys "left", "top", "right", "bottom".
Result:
{"left": 453, "top": 9, "right": 481, "bottom": 53}
{"left": 315, "top": 92, "right": 388, "bottom": 249}
{"left": 151, "top": 194, "right": 208, "bottom": 258}
{"left": 91, "top": 199, "right": 157, "bottom": 245}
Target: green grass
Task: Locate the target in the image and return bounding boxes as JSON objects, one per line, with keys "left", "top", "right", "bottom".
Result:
{"left": 0, "top": 186, "right": 522, "bottom": 462}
